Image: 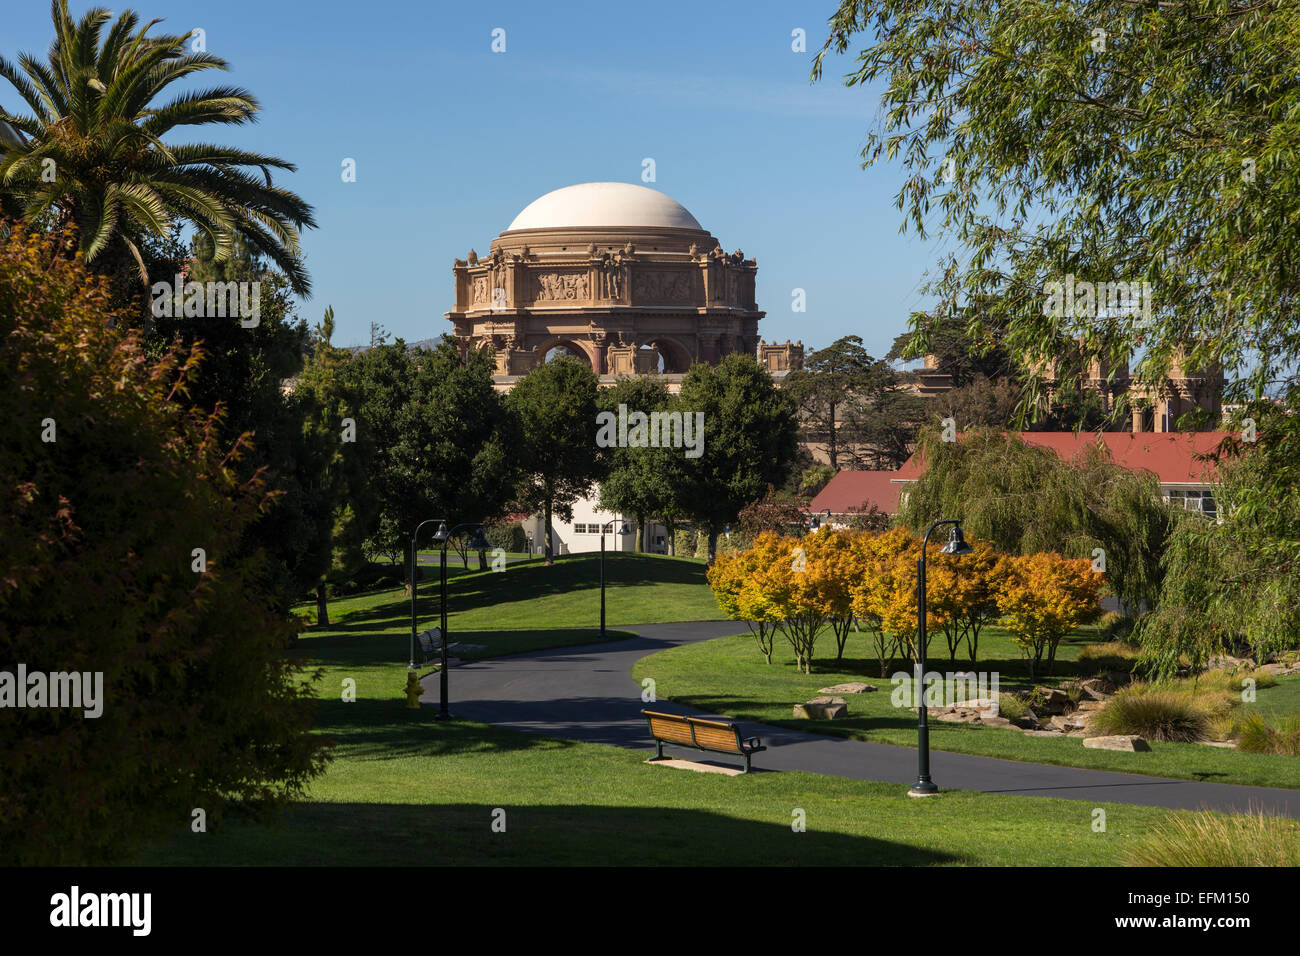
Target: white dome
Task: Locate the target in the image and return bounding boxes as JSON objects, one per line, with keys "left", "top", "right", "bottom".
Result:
{"left": 506, "top": 182, "right": 704, "bottom": 232}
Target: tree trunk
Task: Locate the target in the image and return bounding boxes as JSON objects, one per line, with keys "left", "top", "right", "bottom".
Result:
{"left": 477, "top": 548, "right": 488, "bottom": 571}
{"left": 707, "top": 526, "right": 720, "bottom": 564}
{"left": 315, "top": 582, "right": 330, "bottom": 627}
{"left": 544, "top": 497, "right": 554, "bottom": 566}
{"left": 636, "top": 513, "right": 646, "bottom": 553}
{"left": 828, "top": 400, "right": 838, "bottom": 469}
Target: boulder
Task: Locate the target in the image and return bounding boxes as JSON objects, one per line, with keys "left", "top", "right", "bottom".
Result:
{"left": 817, "top": 682, "right": 877, "bottom": 695}
{"left": 1076, "top": 700, "right": 1107, "bottom": 712}
{"left": 794, "top": 696, "right": 848, "bottom": 719}
{"left": 1208, "top": 654, "right": 1254, "bottom": 671}
{"left": 1079, "top": 678, "right": 1113, "bottom": 701}
{"left": 1259, "top": 662, "right": 1300, "bottom": 677}
{"left": 1023, "top": 729, "right": 1064, "bottom": 737}
{"left": 1035, "top": 688, "right": 1070, "bottom": 715}
{"left": 1083, "top": 734, "right": 1151, "bottom": 752}
{"left": 952, "top": 697, "right": 1000, "bottom": 716}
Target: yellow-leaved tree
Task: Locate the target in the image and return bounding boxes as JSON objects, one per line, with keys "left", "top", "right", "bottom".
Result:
{"left": 707, "top": 532, "right": 784, "bottom": 664}
{"left": 926, "top": 539, "right": 1007, "bottom": 663}
{"left": 850, "top": 527, "right": 928, "bottom": 676}
{"left": 996, "top": 553, "right": 1104, "bottom": 677}
{"left": 808, "top": 528, "right": 860, "bottom": 662}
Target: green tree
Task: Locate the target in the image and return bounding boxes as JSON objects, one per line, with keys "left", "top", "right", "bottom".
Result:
{"left": 814, "top": 0, "right": 1299, "bottom": 410}
{"left": 507, "top": 356, "right": 603, "bottom": 565}
{"left": 597, "top": 376, "right": 683, "bottom": 552}
{"left": 850, "top": 381, "right": 926, "bottom": 468}
{"left": 887, "top": 306, "right": 1013, "bottom": 391}
{"left": 676, "top": 354, "right": 800, "bottom": 560}
{"left": 0, "top": 1, "right": 315, "bottom": 299}
{"left": 932, "top": 373, "right": 1023, "bottom": 430}
{"left": 0, "top": 225, "right": 328, "bottom": 864}
{"left": 292, "top": 306, "right": 377, "bottom": 625}
{"left": 343, "top": 337, "right": 517, "bottom": 575}
{"left": 897, "top": 428, "right": 1169, "bottom": 614}
{"left": 150, "top": 232, "right": 319, "bottom": 610}
{"left": 1137, "top": 392, "right": 1300, "bottom": 676}
{"left": 785, "top": 336, "right": 894, "bottom": 469}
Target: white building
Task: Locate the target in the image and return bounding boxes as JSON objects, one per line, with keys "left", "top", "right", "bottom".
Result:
{"left": 520, "top": 494, "right": 669, "bottom": 556}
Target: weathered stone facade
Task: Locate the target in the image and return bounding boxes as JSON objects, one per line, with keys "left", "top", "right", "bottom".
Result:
{"left": 445, "top": 183, "right": 767, "bottom": 383}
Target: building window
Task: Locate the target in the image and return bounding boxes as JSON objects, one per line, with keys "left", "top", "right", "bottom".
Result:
{"left": 573, "top": 523, "right": 588, "bottom": 534}
{"left": 1164, "top": 489, "right": 1217, "bottom": 518}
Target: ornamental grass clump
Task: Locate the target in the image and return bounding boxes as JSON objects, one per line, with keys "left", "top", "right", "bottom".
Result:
{"left": 1092, "top": 684, "right": 1211, "bottom": 742}
{"left": 1234, "top": 712, "right": 1300, "bottom": 756}
{"left": 1123, "top": 809, "right": 1300, "bottom": 867}
{"left": 995, "top": 693, "right": 1029, "bottom": 720}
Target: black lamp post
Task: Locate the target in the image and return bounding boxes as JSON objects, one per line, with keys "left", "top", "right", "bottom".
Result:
{"left": 428, "top": 520, "right": 491, "bottom": 720}
{"left": 599, "top": 519, "right": 631, "bottom": 638}
{"left": 409, "top": 518, "right": 447, "bottom": 670}
{"left": 910, "top": 519, "right": 974, "bottom": 797}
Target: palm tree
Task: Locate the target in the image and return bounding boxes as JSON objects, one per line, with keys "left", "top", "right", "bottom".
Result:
{"left": 0, "top": 1, "right": 316, "bottom": 295}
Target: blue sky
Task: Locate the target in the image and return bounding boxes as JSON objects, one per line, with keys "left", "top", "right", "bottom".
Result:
{"left": 4, "top": 0, "right": 944, "bottom": 358}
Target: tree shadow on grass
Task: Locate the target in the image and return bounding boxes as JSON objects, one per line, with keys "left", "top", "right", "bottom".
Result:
{"left": 302, "top": 554, "right": 709, "bottom": 638}
{"left": 137, "top": 800, "right": 962, "bottom": 866}
{"left": 293, "top": 628, "right": 632, "bottom": 671}
{"left": 310, "top": 699, "right": 581, "bottom": 761}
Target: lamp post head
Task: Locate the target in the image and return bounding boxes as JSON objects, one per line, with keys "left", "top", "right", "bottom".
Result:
{"left": 431, "top": 521, "right": 449, "bottom": 544}
{"left": 617, "top": 522, "right": 631, "bottom": 535}
{"left": 466, "top": 526, "right": 491, "bottom": 551}
{"left": 941, "top": 524, "right": 974, "bottom": 556}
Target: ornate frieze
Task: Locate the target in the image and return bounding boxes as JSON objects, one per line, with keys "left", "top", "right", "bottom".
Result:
{"left": 534, "top": 271, "right": 590, "bottom": 302}
{"left": 632, "top": 270, "right": 693, "bottom": 304}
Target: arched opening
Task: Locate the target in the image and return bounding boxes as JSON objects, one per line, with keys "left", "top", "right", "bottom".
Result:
{"left": 643, "top": 337, "right": 694, "bottom": 374}
{"left": 539, "top": 339, "right": 592, "bottom": 369}
{"left": 637, "top": 345, "right": 666, "bottom": 374}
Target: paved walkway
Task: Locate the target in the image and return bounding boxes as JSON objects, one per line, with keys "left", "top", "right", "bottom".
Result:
{"left": 420, "top": 620, "right": 1300, "bottom": 816}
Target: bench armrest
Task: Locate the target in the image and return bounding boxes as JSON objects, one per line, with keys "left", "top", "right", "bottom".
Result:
{"left": 743, "top": 736, "right": 762, "bottom": 749}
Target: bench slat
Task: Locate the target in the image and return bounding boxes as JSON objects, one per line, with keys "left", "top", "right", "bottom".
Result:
{"left": 689, "top": 723, "right": 742, "bottom": 754}
{"left": 642, "top": 709, "right": 762, "bottom": 772}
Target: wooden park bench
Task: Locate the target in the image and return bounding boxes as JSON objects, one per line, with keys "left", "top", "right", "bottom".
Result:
{"left": 642, "top": 710, "right": 766, "bottom": 773}
{"left": 416, "top": 628, "right": 442, "bottom": 667}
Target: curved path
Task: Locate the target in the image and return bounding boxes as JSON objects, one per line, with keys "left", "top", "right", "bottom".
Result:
{"left": 421, "top": 621, "right": 1300, "bottom": 816}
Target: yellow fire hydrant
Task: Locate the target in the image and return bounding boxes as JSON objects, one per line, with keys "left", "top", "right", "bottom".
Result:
{"left": 405, "top": 671, "right": 422, "bottom": 709}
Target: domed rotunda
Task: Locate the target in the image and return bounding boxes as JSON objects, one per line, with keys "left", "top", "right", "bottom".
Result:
{"left": 446, "top": 183, "right": 793, "bottom": 384}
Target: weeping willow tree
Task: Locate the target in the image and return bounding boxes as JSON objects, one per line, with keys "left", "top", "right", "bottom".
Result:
{"left": 1137, "top": 395, "right": 1300, "bottom": 678}
{"left": 896, "top": 428, "right": 1172, "bottom": 615}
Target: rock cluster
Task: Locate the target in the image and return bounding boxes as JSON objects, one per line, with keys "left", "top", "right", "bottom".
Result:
{"left": 794, "top": 696, "right": 848, "bottom": 719}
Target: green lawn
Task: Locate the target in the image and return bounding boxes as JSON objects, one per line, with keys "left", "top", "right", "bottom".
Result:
{"left": 135, "top": 641, "right": 1195, "bottom": 866}
{"left": 632, "top": 630, "right": 1300, "bottom": 790}
{"left": 297, "top": 552, "right": 725, "bottom": 640}
{"left": 131, "top": 553, "right": 1293, "bottom": 865}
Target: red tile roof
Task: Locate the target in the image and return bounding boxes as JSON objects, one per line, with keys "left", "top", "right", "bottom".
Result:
{"left": 895, "top": 431, "right": 1232, "bottom": 485}
{"left": 809, "top": 470, "right": 904, "bottom": 515}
